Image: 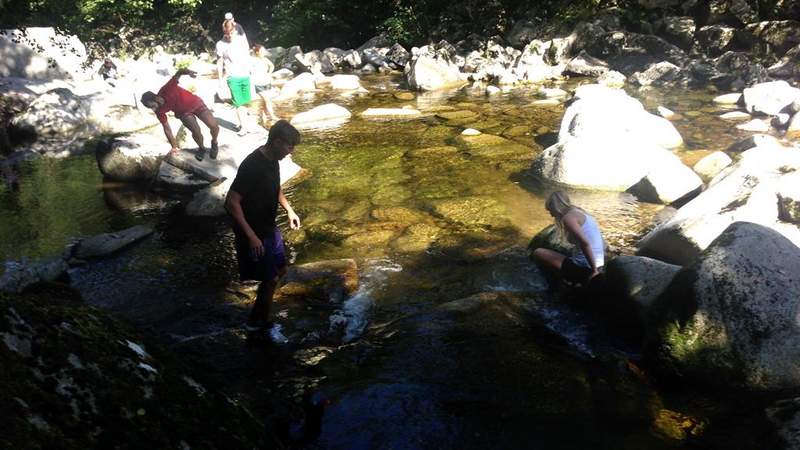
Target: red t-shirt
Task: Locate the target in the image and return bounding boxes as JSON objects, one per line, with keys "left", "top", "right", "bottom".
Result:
{"left": 155, "top": 77, "right": 203, "bottom": 124}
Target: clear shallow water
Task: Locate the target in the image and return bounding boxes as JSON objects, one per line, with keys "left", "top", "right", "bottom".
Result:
{"left": 0, "top": 75, "right": 777, "bottom": 449}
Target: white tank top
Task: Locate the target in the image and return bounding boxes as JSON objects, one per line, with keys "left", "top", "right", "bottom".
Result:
{"left": 571, "top": 213, "right": 605, "bottom": 268}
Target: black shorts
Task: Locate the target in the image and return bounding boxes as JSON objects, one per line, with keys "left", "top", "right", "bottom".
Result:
{"left": 561, "top": 258, "right": 593, "bottom": 284}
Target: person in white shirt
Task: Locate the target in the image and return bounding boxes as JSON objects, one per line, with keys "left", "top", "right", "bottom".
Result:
{"left": 216, "top": 18, "right": 252, "bottom": 134}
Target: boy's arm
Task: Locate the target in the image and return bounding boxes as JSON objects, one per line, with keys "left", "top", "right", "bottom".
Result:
{"left": 161, "top": 121, "right": 179, "bottom": 152}
{"left": 225, "top": 189, "right": 265, "bottom": 257}
{"left": 278, "top": 189, "right": 300, "bottom": 229}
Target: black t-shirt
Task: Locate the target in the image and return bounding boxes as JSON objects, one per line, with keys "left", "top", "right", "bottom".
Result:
{"left": 229, "top": 148, "right": 281, "bottom": 240}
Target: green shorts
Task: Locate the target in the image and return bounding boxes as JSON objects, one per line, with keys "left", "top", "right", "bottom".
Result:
{"left": 227, "top": 76, "right": 252, "bottom": 107}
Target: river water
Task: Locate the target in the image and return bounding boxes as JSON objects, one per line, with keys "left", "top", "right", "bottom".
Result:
{"left": 0, "top": 75, "right": 776, "bottom": 448}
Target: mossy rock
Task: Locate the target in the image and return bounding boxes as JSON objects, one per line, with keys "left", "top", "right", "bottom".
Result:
{"left": 304, "top": 223, "right": 358, "bottom": 244}
{"left": 371, "top": 183, "right": 413, "bottom": 206}
{"left": 391, "top": 223, "right": 443, "bottom": 253}
{"left": 527, "top": 224, "right": 572, "bottom": 256}
{"left": 436, "top": 110, "right": 479, "bottom": 121}
{"left": 454, "top": 133, "right": 533, "bottom": 159}
{"left": 341, "top": 228, "right": 401, "bottom": 252}
{"left": 418, "top": 125, "right": 457, "bottom": 146}
{"left": 404, "top": 145, "right": 460, "bottom": 159}
{"left": 0, "top": 286, "right": 274, "bottom": 449}
{"left": 429, "top": 230, "right": 514, "bottom": 262}
{"left": 502, "top": 125, "right": 531, "bottom": 137}
{"left": 467, "top": 119, "right": 503, "bottom": 131}
{"left": 393, "top": 92, "right": 416, "bottom": 101}
{"left": 340, "top": 200, "right": 372, "bottom": 222}
{"left": 423, "top": 105, "right": 457, "bottom": 113}
{"left": 429, "top": 196, "right": 511, "bottom": 228}
{"left": 371, "top": 206, "right": 431, "bottom": 224}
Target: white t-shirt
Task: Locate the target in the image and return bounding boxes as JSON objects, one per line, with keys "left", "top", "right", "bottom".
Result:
{"left": 216, "top": 36, "right": 251, "bottom": 78}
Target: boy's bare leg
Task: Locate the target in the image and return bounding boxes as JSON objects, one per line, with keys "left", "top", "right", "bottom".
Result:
{"left": 196, "top": 110, "right": 219, "bottom": 152}
{"left": 180, "top": 114, "right": 205, "bottom": 150}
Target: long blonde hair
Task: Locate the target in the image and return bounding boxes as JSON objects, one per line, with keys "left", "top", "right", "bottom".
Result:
{"left": 545, "top": 190, "right": 583, "bottom": 238}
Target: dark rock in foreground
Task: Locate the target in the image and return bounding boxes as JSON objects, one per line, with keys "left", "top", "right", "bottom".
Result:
{"left": 0, "top": 284, "right": 275, "bottom": 449}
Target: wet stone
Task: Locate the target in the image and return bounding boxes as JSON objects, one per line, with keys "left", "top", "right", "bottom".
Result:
{"left": 404, "top": 146, "right": 460, "bottom": 159}
{"left": 429, "top": 232, "right": 514, "bottom": 262}
{"left": 429, "top": 196, "right": 511, "bottom": 228}
{"left": 436, "top": 110, "right": 479, "bottom": 121}
{"left": 502, "top": 125, "right": 531, "bottom": 137}
{"left": 393, "top": 92, "right": 416, "bottom": 101}
{"left": 339, "top": 201, "right": 371, "bottom": 222}
{"left": 371, "top": 206, "right": 431, "bottom": 223}
{"left": 391, "top": 223, "right": 443, "bottom": 253}
{"left": 454, "top": 134, "right": 533, "bottom": 159}
{"left": 341, "top": 229, "right": 401, "bottom": 252}
{"left": 422, "top": 105, "right": 457, "bottom": 113}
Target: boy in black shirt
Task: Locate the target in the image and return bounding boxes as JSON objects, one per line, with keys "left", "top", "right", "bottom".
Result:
{"left": 225, "top": 120, "right": 301, "bottom": 335}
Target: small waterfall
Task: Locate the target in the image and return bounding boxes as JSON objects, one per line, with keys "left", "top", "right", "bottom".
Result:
{"left": 329, "top": 258, "right": 402, "bottom": 343}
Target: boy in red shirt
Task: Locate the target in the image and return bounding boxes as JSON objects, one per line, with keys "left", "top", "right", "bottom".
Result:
{"left": 141, "top": 68, "right": 220, "bottom": 161}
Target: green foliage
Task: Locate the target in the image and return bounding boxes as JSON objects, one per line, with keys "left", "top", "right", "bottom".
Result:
{"left": 174, "top": 56, "right": 195, "bottom": 70}
{"left": 378, "top": 4, "right": 431, "bottom": 47}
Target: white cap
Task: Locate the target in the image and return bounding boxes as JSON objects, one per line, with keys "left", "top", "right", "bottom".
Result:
{"left": 224, "top": 12, "right": 233, "bottom": 20}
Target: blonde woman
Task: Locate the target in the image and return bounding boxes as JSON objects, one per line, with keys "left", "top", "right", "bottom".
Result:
{"left": 532, "top": 191, "right": 605, "bottom": 287}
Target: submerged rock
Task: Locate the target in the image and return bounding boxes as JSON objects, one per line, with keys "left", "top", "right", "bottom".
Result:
{"left": 0, "top": 257, "right": 68, "bottom": 294}
{"left": 360, "top": 108, "right": 421, "bottom": 118}
{"left": 279, "top": 258, "right": 358, "bottom": 302}
{"left": 73, "top": 225, "right": 153, "bottom": 259}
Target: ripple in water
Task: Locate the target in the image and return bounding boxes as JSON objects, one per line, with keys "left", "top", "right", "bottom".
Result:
{"left": 329, "top": 258, "right": 403, "bottom": 343}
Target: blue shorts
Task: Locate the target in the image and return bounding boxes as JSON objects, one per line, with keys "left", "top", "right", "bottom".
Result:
{"left": 235, "top": 228, "right": 286, "bottom": 281}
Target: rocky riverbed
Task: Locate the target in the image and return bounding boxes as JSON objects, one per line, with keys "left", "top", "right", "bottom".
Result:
{"left": 3, "top": 6, "right": 800, "bottom": 448}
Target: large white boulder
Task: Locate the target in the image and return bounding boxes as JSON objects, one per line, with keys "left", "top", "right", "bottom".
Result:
{"left": 648, "top": 222, "right": 800, "bottom": 391}
{"left": 637, "top": 141, "right": 800, "bottom": 265}
{"left": 96, "top": 133, "right": 167, "bottom": 181}
{"left": 278, "top": 72, "right": 316, "bottom": 99}
{"left": 532, "top": 138, "right": 667, "bottom": 191}
{"left": 329, "top": 74, "right": 362, "bottom": 91}
{"left": 405, "top": 44, "right": 465, "bottom": 91}
{"left": 742, "top": 80, "right": 800, "bottom": 116}
{"left": 290, "top": 103, "right": 352, "bottom": 127}
{"left": 563, "top": 85, "right": 683, "bottom": 149}
{"left": 11, "top": 87, "right": 89, "bottom": 136}
{"left": 531, "top": 84, "right": 686, "bottom": 191}
{"left": 0, "top": 28, "right": 87, "bottom": 79}
{"left": 627, "top": 150, "right": 703, "bottom": 204}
